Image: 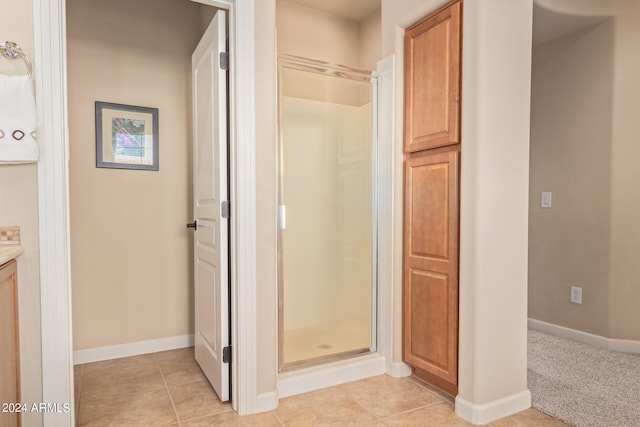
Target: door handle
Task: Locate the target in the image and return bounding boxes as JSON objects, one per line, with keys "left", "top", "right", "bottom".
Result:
{"left": 278, "top": 205, "right": 286, "bottom": 230}
{"left": 186, "top": 221, "right": 198, "bottom": 230}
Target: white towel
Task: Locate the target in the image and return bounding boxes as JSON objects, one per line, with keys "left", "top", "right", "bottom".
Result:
{"left": 0, "top": 75, "right": 38, "bottom": 164}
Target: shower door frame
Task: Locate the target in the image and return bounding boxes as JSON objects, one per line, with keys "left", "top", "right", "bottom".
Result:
{"left": 276, "top": 54, "right": 379, "bottom": 372}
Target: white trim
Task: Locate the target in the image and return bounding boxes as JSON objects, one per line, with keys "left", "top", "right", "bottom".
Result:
{"left": 389, "top": 361, "right": 413, "bottom": 378}
{"left": 528, "top": 318, "right": 640, "bottom": 354}
{"left": 33, "top": 0, "right": 75, "bottom": 426}
{"left": 455, "top": 390, "right": 531, "bottom": 425}
{"left": 278, "top": 354, "right": 386, "bottom": 398}
{"left": 228, "top": 0, "right": 260, "bottom": 415}
{"left": 73, "top": 335, "right": 194, "bottom": 365}
{"left": 255, "top": 391, "right": 279, "bottom": 414}
{"left": 376, "top": 54, "right": 396, "bottom": 376}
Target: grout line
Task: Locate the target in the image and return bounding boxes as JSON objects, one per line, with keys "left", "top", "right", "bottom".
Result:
{"left": 157, "top": 359, "right": 182, "bottom": 427}
{"left": 272, "top": 409, "right": 287, "bottom": 427}
{"left": 176, "top": 409, "right": 235, "bottom": 425}
{"left": 75, "top": 364, "right": 84, "bottom": 425}
{"left": 373, "top": 400, "right": 447, "bottom": 424}
{"left": 351, "top": 397, "right": 383, "bottom": 420}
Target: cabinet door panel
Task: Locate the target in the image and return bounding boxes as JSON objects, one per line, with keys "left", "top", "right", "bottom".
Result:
{"left": 0, "top": 260, "right": 19, "bottom": 427}
{"left": 403, "top": 151, "right": 459, "bottom": 388}
{"left": 404, "top": 1, "right": 461, "bottom": 152}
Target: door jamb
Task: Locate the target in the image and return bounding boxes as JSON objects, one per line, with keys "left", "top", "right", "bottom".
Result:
{"left": 32, "top": 0, "right": 259, "bottom": 423}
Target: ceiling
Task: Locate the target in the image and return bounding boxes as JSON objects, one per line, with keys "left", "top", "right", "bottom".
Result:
{"left": 533, "top": 3, "right": 609, "bottom": 46}
{"left": 283, "top": 1, "right": 607, "bottom": 47}
{"left": 283, "top": 0, "right": 381, "bottom": 22}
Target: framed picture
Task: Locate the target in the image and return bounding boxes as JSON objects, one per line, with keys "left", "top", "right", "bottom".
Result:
{"left": 95, "top": 101, "right": 159, "bottom": 171}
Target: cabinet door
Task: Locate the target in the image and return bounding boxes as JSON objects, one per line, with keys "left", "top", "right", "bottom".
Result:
{"left": 0, "top": 260, "right": 19, "bottom": 427}
{"left": 404, "top": 1, "right": 461, "bottom": 153}
{"left": 403, "top": 151, "right": 459, "bottom": 392}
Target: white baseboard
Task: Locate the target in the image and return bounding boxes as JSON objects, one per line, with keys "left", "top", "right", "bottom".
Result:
{"left": 455, "top": 390, "right": 531, "bottom": 425}
{"left": 73, "top": 334, "right": 194, "bottom": 365}
{"left": 389, "top": 361, "right": 412, "bottom": 378}
{"left": 254, "top": 390, "right": 278, "bottom": 413}
{"left": 278, "top": 353, "right": 386, "bottom": 398}
{"left": 528, "top": 318, "right": 640, "bottom": 354}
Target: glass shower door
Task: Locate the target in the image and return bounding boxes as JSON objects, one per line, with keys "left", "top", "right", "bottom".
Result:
{"left": 278, "top": 56, "right": 376, "bottom": 370}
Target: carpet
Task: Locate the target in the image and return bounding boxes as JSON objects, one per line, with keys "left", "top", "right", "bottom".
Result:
{"left": 528, "top": 329, "right": 640, "bottom": 427}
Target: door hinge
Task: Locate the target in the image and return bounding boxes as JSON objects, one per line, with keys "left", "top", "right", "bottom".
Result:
{"left": 220, "top": 52, "right": 229, "bottom": 70}
{"left": 222, "top": 346, "right": 231, "bottom": 364}
{"left": 221, "top": 200, "right": 231, "bottom": 219}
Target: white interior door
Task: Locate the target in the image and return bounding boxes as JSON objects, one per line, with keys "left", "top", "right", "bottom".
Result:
{"left": 192, "top": 9, "right": 229, "bottom": 402}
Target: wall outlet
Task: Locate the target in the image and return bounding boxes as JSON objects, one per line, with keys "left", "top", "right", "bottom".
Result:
{"left": 570, "top": 286, "right": 582, "bottom": 304}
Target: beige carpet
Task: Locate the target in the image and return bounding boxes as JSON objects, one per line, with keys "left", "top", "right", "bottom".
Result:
{"left": 528, "top": 329, "right": 640, "bottom": 427}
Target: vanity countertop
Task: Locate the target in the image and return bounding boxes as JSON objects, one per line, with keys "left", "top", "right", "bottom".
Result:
{"left": 0, "top": 246, "right": 24, "bottom": 266}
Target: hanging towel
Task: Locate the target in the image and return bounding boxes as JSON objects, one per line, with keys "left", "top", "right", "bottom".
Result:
{"left": 0, "top": 75, "right": 38, "bottom": 164}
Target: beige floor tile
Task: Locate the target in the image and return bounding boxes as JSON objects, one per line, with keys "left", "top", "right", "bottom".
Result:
{"left": 491, "top": 409, "right": 569, "bottom": 427}
{"left": 336, "top": 375, "right": 444, "bottom": 418}
{"left": 169, "top": 379, "right": 231, "bottom": 422}
{"left": 158, "top": 357, "right": 207, "bottom": 387}
{"left": 81, "top": 363, "right": 165, "bottom": 402}
{"left": 182, "top": 410, "right": 283, "bottom": 426}
{"left": 74, "top": 375, "right": 81, "bottom": 404}
{"left": 82, "top": 353, "right": 157, "bottom": 376}
{"left": 76, "top": 388, "right": 177, "bottom": 426}
{"left": 379, "top": 402, "right": 471, "bottom": 426}
{"left": 278, "top": 387, "right": 377, "bottom": 426}
{"left": 154, "top": 347, "right": 195, "bottom": 362}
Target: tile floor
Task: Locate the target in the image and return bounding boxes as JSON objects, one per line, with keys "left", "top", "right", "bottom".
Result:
{"left": 74, "top": 348, "right": 567, "bottom": 426}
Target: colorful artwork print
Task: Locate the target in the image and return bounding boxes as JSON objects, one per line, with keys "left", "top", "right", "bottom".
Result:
{"left": 95, "top": 101, "right": 158, "bottom": 170}
{"left": 112, "top": 118, "right": 145, "bottom": 158}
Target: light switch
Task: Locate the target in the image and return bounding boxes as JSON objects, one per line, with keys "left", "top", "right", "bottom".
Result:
{"left": 541, "top": 192, "right": 552, "bottom": 208}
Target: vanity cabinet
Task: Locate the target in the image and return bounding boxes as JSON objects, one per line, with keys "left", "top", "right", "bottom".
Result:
{"left": 403, "top": 0, "right": 461, "bottom": 396}
{"left": 0, "top": 260, "right": 20, "bottom": 427}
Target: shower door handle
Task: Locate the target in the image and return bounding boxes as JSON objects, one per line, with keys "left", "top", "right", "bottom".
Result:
{"left": 278, "top": 205, "right": 286, "bottom": 230}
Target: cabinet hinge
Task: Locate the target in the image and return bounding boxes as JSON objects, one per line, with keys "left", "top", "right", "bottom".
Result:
{"left": 220, "top": 52, "right": 229, "bottom": 70}
{"left": 222, "top": 346, "right": 231, "bottom": 364}
{"left": 221, "top": 200, "right": 231, "bottom": 219}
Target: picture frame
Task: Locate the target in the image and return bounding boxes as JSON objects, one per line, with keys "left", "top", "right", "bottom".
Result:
{"left": 95, "top": 101, "right": 159, "bottom": 171}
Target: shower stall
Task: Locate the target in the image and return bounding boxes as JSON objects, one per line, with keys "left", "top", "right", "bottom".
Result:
{"left": 277, "top": 55, "right": 377, "bottom": 371}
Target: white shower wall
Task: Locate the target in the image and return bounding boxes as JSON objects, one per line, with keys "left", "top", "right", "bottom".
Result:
{"left": 281, "top": 95, "right": 373, "bottom": 361}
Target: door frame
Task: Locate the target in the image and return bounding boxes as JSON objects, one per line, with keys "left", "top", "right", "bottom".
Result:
{"left": 33, "top": 0, "right": 259, "bottom": 423}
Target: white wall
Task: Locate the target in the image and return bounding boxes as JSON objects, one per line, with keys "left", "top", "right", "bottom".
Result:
{"left": 281, "top": 95, "right": 372, "bottom": 332}
{"left": 0, "top": 1, "right": 43, "bottom": 425}
{"left": 254, "top": 0, "right": 279, "bottom": 398}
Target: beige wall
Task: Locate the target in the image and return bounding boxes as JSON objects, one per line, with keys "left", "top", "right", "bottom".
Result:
{"left": 534, "top": 0, "right": 640, "bottom": 341}
{"left": 529, "top": 21, "right": 613, "bottom": 337}
{"left": 67, "top": 0, "right": 210, "bottom": 350}
{"left": 276, "top": 0, "right": 381, "bottom": 69}
{"left": 359, "top": 9, "right": 382, "bottom": 70}
{"left": 0, "top": 0, "right": 43, "bottom": 425}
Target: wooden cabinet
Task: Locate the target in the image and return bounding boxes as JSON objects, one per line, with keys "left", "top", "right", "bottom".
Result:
{"left": 404, "top": 1, "right": 461, "bottom": 152}
{"left": 1, "top": 260, "right": 20, "bottom": 427}
{"left": 403, "top": 0, "right": 461, "bottom": 396}
{"left": 403, "top": 151, "right": 459, "bottom": 394}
